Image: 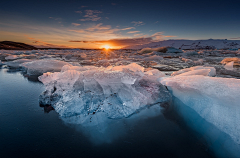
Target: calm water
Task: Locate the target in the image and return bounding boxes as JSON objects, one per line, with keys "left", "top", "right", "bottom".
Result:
{"left": 0, "top": 68, "right": 215, "bottom": 158}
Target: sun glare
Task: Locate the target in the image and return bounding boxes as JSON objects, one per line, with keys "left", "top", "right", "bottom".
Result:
{"left": 103, "top": 45, "right": 110, "bottom": 50}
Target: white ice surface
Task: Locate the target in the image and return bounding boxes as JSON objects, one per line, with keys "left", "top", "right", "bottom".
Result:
{"left": 5, "top": 55, "right": 19, "bottom": 60}
{"left": 171, "top": 66, "right": 216, "bottom": 77}
{"left": 21, "top": 59, "right": 72, "bottom": 75}
{"left": 160, "top": 75, "right": 240, "bottom": 146}
{"left": 5, "top": 59, "right": 33, "bottom": 68}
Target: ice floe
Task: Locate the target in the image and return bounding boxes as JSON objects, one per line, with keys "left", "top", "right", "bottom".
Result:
{"left": 171, "top": 66, "right": 216, "bottom": 77}
{"left": 21, "top": 59, "right": 71, "bottom": 76}
{"left": 161, "top": 75, "right": 240, "bottom": 146}
{"left": 38, "top": 63, "right": 171, "bottom": 123}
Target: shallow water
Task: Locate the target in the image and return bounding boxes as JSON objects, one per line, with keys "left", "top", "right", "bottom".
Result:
{"left": 0, "top": 68, "right": 215, "bottom": 158}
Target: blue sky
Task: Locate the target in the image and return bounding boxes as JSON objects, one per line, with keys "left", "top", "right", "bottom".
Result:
{"left": 0, "top": 0, "right": 240, "bottom": 48}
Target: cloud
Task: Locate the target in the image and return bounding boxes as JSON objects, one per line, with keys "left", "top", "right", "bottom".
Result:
{"left": 134, "top": 34, "right": 144, "bottom": 37}
{"left": 68, "top": 30, "right": 176, "bottom": 48}
{"left": 230, "top": 37, "right": 240, "bottom": 39}
{"left": 0, "top": 15, "right": 176, "bottom": 49}
{"left": 49, "top": 17, "right": 62, "bottom": 21}
{"left": 25, "top": 36, "right": 68, "bottom": 48}
{"left": 69, "top": 37, "right": 153, "bottom": 47}
{"left": 80, "top": 10, "right": 102, "bottom": 21}
{"left": 111, "top": 3, "right": 117, "bottom": 5}
{"left": 164, "top": 35, "right": 177, "bottom": 38}
{"left": 69, "top": 23, "right": 119, "bottom": 39}
{"left": 69, "top": 23, "right": 136, "bottom": 40}
{"left": 150, "top": 32, "right": 177, "bottom": 40}
{"left": 127, "top": 31, "right": 140, "bottom": 34}
{"left": 151, "top": 32, "right": 164, "bottom": 40}
{"left": 131, "top": 21, "right": 145, "bottom": 26}
{"left": 69, "top": 24, "right": 118, "bottom": 40}
{"left": 121, "top": 27, "right": 135, "bottom": 30}
{"left": 72, "top": 23, "right": 81, "bottom": 26}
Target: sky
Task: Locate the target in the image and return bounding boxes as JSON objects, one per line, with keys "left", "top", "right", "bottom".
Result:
{"left": 0, "top": 0, "right": 240, "bottom": 49}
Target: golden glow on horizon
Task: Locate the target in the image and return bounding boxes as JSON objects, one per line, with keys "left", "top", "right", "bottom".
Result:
{"left": 102, "top": 45, "right": 110, "bottom": 50}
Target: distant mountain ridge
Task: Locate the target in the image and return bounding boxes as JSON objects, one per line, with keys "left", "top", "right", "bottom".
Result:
{"left": 124, "top": 39, "right": 240, "bottom": 50}
{"left": 0, "top": 41, "right": 37, "bottom": 50}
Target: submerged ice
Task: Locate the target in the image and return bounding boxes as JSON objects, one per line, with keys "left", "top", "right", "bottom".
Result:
{"left": 38, "top": 63, "right": 171, "bottom": 123}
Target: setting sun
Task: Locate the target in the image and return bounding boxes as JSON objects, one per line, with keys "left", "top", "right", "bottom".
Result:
{"left": 103, "top": 45, "right": 110, "bottom": 50}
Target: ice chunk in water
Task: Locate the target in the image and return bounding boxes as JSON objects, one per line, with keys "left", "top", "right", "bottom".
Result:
{"left": 5, "top": 55, "right": 19, "bottom": 60}
{"left": 221, "top": 57, "right": 240, "bottom": 66}
{"left": 38, "top": 63, "right": 171, "bottom": 123}
{"left": 224, "top": 61, "right": 234, "bottom": 70}
{"left": 177, "top": 69, "right": 211, "bottom": 76}
{"left": 21, "top": 59, "right": 72, "bottom": 76}
{"left": 171, "top": 66, "right": 216, "bottom": 77}
{"left": 160, "top": 75, "right": 240, "bottom": 147}
{"left": 80, "top": 53, "right": 87, "bottom": 58}
{"left": 5, "top": 59, "right": 33, "bottom": 68}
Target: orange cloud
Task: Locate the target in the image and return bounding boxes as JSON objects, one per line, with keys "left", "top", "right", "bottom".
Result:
{"left": 230, "top": 37, "right": 240, "bottom": 39}
{"left": 121, "top": 27, "right": 135, "bottom": 30}
{"left": 127, "top": 31, "right": 140, "bottom": 34}
{"left": 68, "top": 31, "right": 177, "bottom": 48}
{"left": 25, "top": 36, "right": 69, "bottom": 48}
{"left": 134, "top": 34, "right": 144, "bottom": 37}
{"left": 69, "top": 23, "right": 136, "bottom": 41}
{"left": 80, "top": 10, "right": 102, "bottom": 21}
{"left": 72, "top": 23, "right": 81, "bottom": 26}
{"left": 0, "top": 19, "right": 176, "bottom": 49}
{"left": 165, "top": 35, "right": 177, "bottom": 38}
{"left": 69, "top": 37, "right": 153, "bottom": 48}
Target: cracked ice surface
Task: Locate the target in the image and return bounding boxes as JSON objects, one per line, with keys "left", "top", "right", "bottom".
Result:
{"left": 38, "top": 63, "right": 171, "bottom": 125}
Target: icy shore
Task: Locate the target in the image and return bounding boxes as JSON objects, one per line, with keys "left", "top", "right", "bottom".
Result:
{"left": 1, "top": 48, "right": 240, "bottom": 156}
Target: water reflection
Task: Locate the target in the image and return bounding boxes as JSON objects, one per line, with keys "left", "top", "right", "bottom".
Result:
{"left": 2, "top": 66, "right": 41, "bottom": 83}
{"left": 22, "top": 74, "right": 41, "bottom": 83}
{"left": 40, "top": 103, "right": 166, "bottom": 144}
